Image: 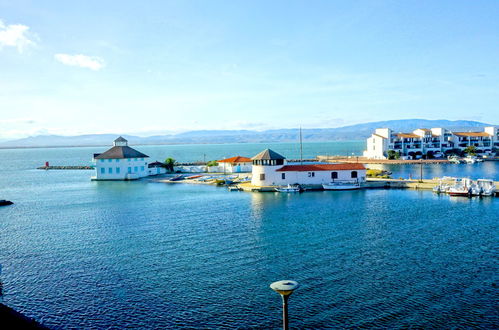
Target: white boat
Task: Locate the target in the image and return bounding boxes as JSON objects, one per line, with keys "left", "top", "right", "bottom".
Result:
{"left": 475, "top": 179, "right": 496, "bottom": 196}
{"left": 433, "top": 180, "right": 450, "bottom": 194}
{"left": 448, "top": 156, "right": 462, "bottom": 164}
{"left": 275, "top": 184, "right": 301, "bottom": 193}
{"left": 447, "top": 178, "right": 472, "bottom": 197}
{"left": 464, "top": 156, "right": 477, "bottom": 164}
{"left": 322, "top": 180, "right": 361, "bottom": 190}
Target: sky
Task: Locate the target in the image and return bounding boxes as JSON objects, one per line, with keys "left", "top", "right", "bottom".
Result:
{"left": 0, "top": 0, "right": 498, "bottom": 140}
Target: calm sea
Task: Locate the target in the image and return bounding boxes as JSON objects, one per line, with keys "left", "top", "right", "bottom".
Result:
{"left": 0, "top": 142, "right": 498, "bottom": 328}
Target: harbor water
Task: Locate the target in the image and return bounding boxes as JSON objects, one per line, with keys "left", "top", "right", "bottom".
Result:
{"left": 0, "top": 142, "right": 498, "bottom": 328}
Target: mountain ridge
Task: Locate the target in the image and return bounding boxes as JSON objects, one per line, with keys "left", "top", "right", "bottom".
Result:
{"left": 1, "top": 119, "right": 495, "bottom": 148}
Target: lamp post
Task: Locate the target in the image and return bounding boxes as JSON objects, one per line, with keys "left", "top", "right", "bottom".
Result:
{"left": 270, "top": 280, "right": 299, "bottom": 330}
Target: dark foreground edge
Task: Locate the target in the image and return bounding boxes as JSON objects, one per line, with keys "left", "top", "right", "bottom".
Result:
{"left": 0, "top": 304, "right": 48, "bottom": 329}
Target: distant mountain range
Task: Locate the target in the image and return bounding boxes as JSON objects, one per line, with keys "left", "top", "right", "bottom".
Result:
{"left": 0, "top": 119, "right": 495, "bottom": 148}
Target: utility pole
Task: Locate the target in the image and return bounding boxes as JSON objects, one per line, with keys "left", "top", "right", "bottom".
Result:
{"left": 299, "top": 127, "right": 303, "bottom": 165}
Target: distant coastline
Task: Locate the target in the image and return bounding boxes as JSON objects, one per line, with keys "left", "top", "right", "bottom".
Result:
{"left": 0, "top": 119, "right": 495, "bottom": 149}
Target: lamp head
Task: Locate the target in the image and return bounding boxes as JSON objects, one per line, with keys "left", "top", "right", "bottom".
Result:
{"left": 270, "top": 280, "right": 299, "bottom": 296}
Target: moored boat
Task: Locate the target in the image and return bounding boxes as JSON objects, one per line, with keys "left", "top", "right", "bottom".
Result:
{"left": 464, "top": 156, "right": 477, "bottom": 164}
{"left": 275, "top": 184, "right": 301, "bottom": 193}
{"left": 447, "top": 178, "right": 472, "bottom": 197}
{"left": 169, "top": 174, "right": 184, "bottom": 181}
{"left": 433, "top": 181, "right": 450, "bottom": 194}
{"left": 322, "top": 180, "right": 361, "bottom": 190}
{"left": 475, "top": 179, "right": 496, "bottom": 196}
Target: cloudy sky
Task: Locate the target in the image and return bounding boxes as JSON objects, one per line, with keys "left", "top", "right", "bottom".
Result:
{"left": 0, "top": 0, "right": 498, "bottom": 140}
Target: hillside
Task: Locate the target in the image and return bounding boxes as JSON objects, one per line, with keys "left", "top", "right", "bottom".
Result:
{"left": 0, "top": 119, "right": 494, "bottom": 148}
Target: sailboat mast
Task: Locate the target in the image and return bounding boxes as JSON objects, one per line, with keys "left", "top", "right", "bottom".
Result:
{"left": 300, "top": 127, "right": 303, "bottom": 165}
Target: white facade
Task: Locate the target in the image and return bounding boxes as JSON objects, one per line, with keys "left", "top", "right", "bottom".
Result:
{"left": 251, "top": 163, "right": 287, "bottom": 186}
{"left": 95, "top": 157, "right": 149, "bottom": 180}
{"left": 363, "top": 126, "right": 499, "bottom": 159}
{"left": 93, "top": 137, "right": 150, "bottom": 180}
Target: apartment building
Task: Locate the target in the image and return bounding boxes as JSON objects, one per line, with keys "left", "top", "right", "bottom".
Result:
{"left": 363, "top": 126, "right": 499, "bottom": 159}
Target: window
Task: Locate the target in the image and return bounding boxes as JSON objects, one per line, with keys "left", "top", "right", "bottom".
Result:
{"left": 100, "top": 159, "right": 104, "bottom": 163}
{"left": 260, "top": 173, "right": 265, "bottom": 180}
{"left": 128, "top": 167, "right": 132, "bottom": 173}
{"left": 108, "top": 159, "right": 112, "bottom": 162}
{"left": 108, "top": 167, "right": 113, "bottom": 174}
{"left": 140, "top": 166, "right": 144, "bottom": 171}
{"left": 281, "top": 173, "right": 285, "bottom": 179}
{"left": 134, "top": 166, "right": 138, "bottom": 172}
{"left": 308, "top": 172, "right": 315, "bottom": 177}
{"left": 331, "top": 172, "right": 338, "bottom": 179}
{"left": 141, "top": 158, "right": 144, "bottom": 161}
{"left": 100, "top": 168, "right": 105, "bottom": 174}
{"left": 351, "top": 171, "right": 358, "bottom": 178}
{"left": 116, "top": 159, "right": 119, "bottom": 162}
{"left": 116, "top": 167, "right": 120, "bottom": 174}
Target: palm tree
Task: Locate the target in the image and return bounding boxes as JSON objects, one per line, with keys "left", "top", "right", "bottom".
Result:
{"left": 164, "top": 158, "right": 176, "bottom": 172}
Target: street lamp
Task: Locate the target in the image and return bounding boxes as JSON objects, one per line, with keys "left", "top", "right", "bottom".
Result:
{"left": 270, "top": 280, "right": 299, "bottom": 330}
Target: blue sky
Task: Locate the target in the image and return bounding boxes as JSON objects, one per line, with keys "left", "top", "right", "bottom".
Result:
{"left": 0, "top": 0, "right": 498, "bottom": 140}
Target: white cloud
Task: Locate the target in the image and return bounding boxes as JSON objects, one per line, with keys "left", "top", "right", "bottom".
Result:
{"left": 0, "top": 19, "right": 36, "bottom": 53}
{"left": 54, "top": 53, "right": 105, "bottom": 71}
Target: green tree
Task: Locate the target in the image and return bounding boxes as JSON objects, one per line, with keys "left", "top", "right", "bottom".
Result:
{"left": 164, "top": 158, "right": 176, "bottom": 172}
{"left": 387, "top": 150, "right": 400, "bottom": 160}
{"left": 206, "top": 160, "right": 218, "bottom": 167}
{"left": 463, "top": 146, "right": 477, "bottom": 156}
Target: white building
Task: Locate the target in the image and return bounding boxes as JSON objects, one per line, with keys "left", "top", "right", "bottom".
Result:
{"left": 148, "top": 161, "right": 167, "bottom": 176}
{"left": 251, "top": 149, "right": 366, "bottom": 187}
{"left": 93, "top": 137, "right": 150, "bottom": 180}
{"left": 217, "top": 156, "right": 253, "bottom": 173}
{"left": 363, "top": 126, "right": 499, "bottom": 159}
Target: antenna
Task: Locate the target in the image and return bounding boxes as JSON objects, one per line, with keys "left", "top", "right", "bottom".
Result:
{"left": 299, "top": 127, "right": 303, "bottom": 165}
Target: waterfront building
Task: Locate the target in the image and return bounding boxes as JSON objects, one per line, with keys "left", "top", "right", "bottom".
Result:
{"left": 93, "top": 137, "right": 150, "bottom": 180}
{"left": 217, "top": 156, "right": 253, "bottom": 173}
{"left": 148, "top": 161, "right": 167, "bottom": 176}
{"left": 251, "top": 149, "right": 366, "bottom": 186}
{"left": 363, "top": 126, "right": 499, "bottom": 159}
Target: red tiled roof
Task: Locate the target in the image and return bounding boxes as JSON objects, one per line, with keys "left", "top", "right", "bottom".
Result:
{"left": 453, "top": 132, "right": 491, "bottom": 137}
{"left": 276, "top": 163, "right": 366, "bottom": 172}
{"left": 218, "top": 156, "right": 253, "bottom": 163}
{"left": 396, "top": 133, "right": 419, "bottom": 138}
{"left": 372, "top": 134, "right": 386, "bottom": 139}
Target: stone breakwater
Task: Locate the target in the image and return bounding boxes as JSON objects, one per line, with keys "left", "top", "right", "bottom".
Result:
{"left": 37, "top": 166, "right": 94, "bottom": 170}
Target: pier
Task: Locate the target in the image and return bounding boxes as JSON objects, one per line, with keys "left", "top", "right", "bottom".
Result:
{"left": 37, "top": 165, "right": 94, "bottom": 170}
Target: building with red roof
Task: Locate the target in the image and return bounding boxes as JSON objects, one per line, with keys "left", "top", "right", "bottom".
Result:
{"left": 250, "top": 149, "right": 366, "bottom": 187}
{"left": 217, "top": 156, "right": 253, "bottom": 173}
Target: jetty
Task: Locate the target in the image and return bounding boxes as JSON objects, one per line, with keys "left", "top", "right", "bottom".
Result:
{"left": 37, "top": 165, "right": 94, "bottom": 170}
{"left": 237, "top": 178, "right": 499, "bottom": 194}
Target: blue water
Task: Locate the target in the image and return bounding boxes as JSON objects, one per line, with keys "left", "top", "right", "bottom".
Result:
{"left": 0, "top": 142, "right": 498, "bottom": 328}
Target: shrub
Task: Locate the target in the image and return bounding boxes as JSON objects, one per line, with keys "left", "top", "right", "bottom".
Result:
{"left": 206, "top": 160, "right": 219, "bottom": 167}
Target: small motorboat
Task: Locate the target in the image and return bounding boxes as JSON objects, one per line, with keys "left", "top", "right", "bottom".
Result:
{"left": 275, "top": 184, "right": 301, "bottom": 193}
{"left": 322, "top": 180, "right": 361, "bottom": 190}
{"left": 475, "top": 179, "right": 496, "bottom": 196}
{"left": 0, "top": 200, "right": 13, "bottom": 206}
{"left": 433, "top": 181, "right": 450, "bottom": 194}
{"left": 447, "top": 178, "right": 472, "bottom": 197}
{"left": 169, "top": 174, "right": 184, "bottom": 181}
{"left": 228, "top": 185, "right": 242, "bottom": 191}
{"left": 448, "top": 156, "right": 462, "bottom": 164}
{"left": 186, "top": 175, "right": 203, "bottom": 179}
{"left": 464, "top": 156, "right": 477, "bottom": 164}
